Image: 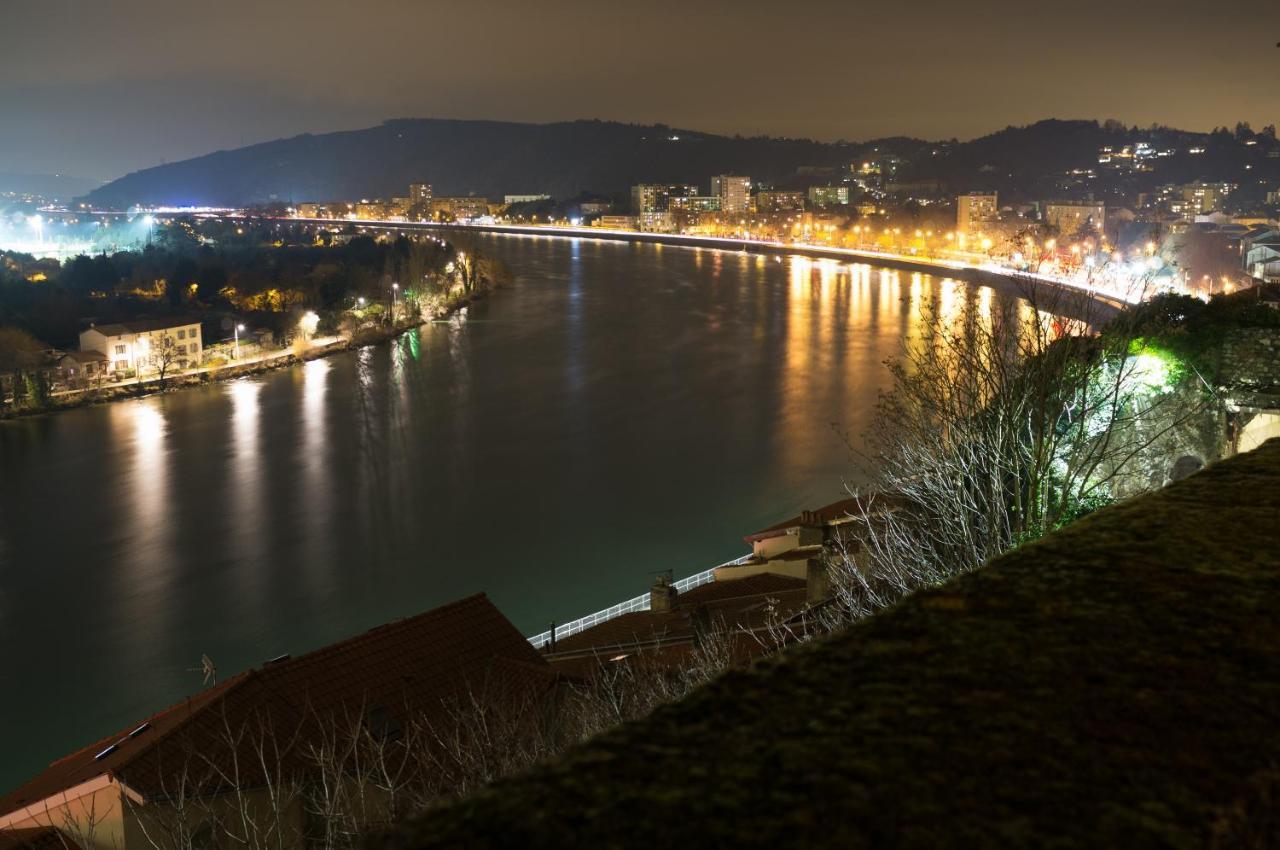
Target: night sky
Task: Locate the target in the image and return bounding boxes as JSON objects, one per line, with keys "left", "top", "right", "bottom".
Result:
{"left": 2, "top": 0, "right": 1277, "bottom": 181}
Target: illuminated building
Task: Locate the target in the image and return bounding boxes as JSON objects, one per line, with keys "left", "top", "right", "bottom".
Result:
{"left": 504, "top": 194, "right": 552, "bottom": 204}
{"left": 957, "top": 193, "right": 999, "bottom": 233}
{"left": 1157, "top": 181, "right": 1236, "bottom": 220}
{"left": 710, "top": 175, "right": 750, "bottom": 213}
{"left": 756, "top": 190, "right": 806, "bottom": 212}
{"left": 80, "top": 318, "right": 203, "bottom": 377}
{"left": 1043, "top": 201, "right": 1105, "bottom": 237}
{"left": 594, "top": 215, "right": 640, "bottom": 230}
{"left": 631, "top": 184, "right": 699, "bottom": 215}
{"left": 429, "top": 196, "right": 491, "bottom": 220}
{"left": 807, "top": 186, "right": 849, "bottom": 208}
{"left": 409, "top": 183, "right": 433, "bottom": 203}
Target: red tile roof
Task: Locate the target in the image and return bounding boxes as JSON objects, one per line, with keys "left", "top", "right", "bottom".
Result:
{"left": 547, "top": 574, "right": 808, "bottom": 659}
{"left": 744, "top": 497, "right": 868, "bottom": 542}
{"left": 0, "top": 594, "right": 552, "bottom": 817}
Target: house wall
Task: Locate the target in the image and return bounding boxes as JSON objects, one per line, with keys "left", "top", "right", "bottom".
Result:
{"left": 3, "top": 783, "right": 127, "bottom": 850}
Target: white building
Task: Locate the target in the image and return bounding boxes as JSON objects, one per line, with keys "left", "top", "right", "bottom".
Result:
{"left": 504, "top": 194, "right": 552, "bottom": 205}
{"left": 80, "top": 318, "right": 203, "bottom": 377}
{"left": 1043, "top": 202, "right": 1106, "bottom": 239}
{"left": 710, "top": 175, "right": 751, "bottom": 213}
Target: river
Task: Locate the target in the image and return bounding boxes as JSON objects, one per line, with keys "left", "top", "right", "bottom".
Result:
{"left": 0, "top": 234, "right": 1022, "bottom": 790}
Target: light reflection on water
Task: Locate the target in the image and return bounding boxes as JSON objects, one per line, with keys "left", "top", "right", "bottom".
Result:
{"left": 0, "top": 236, "right": 1041, "bottom": 791}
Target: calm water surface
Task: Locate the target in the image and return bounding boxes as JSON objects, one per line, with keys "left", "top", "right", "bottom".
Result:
{"left": 0, "top": 236, "right": 1013, "bottom": 788}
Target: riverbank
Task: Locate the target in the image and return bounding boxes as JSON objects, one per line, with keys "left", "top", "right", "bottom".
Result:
{"left": 284, "top": 217, "right": 1131, "bottom": 319}
{"left": 0, "top": 290, "right": 489, "bottom": 422}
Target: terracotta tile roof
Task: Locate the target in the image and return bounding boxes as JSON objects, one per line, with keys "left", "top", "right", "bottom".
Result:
{"left": 744, "top": 497, "right": 868, "bottom": 542}
{"left": 546, "top": 574, "right": 808, "bottom": 659}
{"left": 85, "top": 318, "right": 200, "bottom": 337}
{"left": 0, "top": 594, "right": 552, "bottom": 817}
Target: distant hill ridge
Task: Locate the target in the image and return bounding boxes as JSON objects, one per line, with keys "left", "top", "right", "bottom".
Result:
{"left": 79, "top": 117, "right": 1255, "bottom": 209}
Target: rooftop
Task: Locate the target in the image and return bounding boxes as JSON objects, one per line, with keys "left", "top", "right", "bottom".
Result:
{"left": 376, "top": 439, "right": 1280, "bottom": 849}
{"left": 84, "top": 317, "right": 200, "bottom": 337}
{"left": 0, "top": 594, "right": 552, "bottom": 818}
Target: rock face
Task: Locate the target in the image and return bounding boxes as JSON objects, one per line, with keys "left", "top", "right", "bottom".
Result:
{"left": 1219, "top": 327, "right": 1280, "bottom": 395}
{"left": 372, "top": 440, "right": 1280, "bottom": 850}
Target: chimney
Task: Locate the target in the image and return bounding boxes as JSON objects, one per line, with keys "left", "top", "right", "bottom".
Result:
{"left": 650, "top": 572, "right": 678, "bottom": 613}
{"left": 806, "top": 558, "right": 831, "bottom": 604}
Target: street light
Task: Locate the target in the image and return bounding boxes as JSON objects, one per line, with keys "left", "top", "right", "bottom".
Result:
{"left": 234, "top": 323, "right": 245, "bottom": 360}
{"left": 391, "top": 282, "right": 400, "bottom": 321}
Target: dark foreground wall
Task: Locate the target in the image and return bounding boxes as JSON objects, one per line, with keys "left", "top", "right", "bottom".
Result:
{"left": 376, "top": 440, "right": 1280, "bottom": 849}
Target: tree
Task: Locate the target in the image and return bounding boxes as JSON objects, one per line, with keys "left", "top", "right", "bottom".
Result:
{"left": 826, "top": 281, "right": 1214, "bottom": 623}
{"left": 0, "top": 326, "right": 47, "bottom": 408}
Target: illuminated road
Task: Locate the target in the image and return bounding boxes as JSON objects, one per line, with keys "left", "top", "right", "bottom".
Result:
{"left": 277, "top": 217, "right": 1136, "bottom": 312}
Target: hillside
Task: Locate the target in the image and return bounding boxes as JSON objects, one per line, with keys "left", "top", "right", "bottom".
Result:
{"left": 79, "top": 117, "right": 1279, "bottom": 210}
{"left": 79, "top": 119, "right": 877, "bottom": 208}
{"left": 375, "top": 438, "right": 1280, "bottom": 849}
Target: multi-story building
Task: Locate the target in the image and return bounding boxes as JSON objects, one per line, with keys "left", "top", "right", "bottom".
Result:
{"left": 504, "top": 194, "right": 551, "bottom": 205}
{"left": 429, "top": 196, "right": 491, "bottom": 220}
{"left": 957, "top": 193, "right": 999, "bottom": 233}
{"left": 755, "top": 190, "right": 806, "bottom": 212}
{"left": 79, "top": 318, "right": 203, "bottom": 377}
{"left": 409, "top": 183, "right": 433, "bottom": 204}
{"left": 1158, "top": 181, "right": 1236, "bottom": 220}
{"left": 670, "top": 195, "right": 721, "bottom": 213}
{"left": 807, "top": 186, "right": 849, "bottom": 208}
{"left": 710, "top": 175, "right": 750, "bottom": 213}
{"left": 1043, "top": 201, "right": 1106, "bottom": 238}
{"left": 631, "top": 184, "right": 698, "bottom": 215}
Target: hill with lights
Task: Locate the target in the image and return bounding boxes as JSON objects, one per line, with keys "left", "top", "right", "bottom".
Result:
{"left": 79, "top": 118, "right": 1280, "bottom": 210}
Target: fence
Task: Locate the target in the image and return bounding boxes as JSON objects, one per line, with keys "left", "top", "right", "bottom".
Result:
{"left": 527, "top": 554, "right": 751, "bottom": 649}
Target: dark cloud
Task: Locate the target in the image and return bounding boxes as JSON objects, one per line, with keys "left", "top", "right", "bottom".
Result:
{"left": 1, "top": 0, "right": 1276, "bottom": 180}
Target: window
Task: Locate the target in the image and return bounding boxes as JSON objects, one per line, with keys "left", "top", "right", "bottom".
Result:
{"left": 189, "top": 344, "right": 198, "bottom": 354}
{"left": 115, "top": 345, "right": 126, "bottom": 355}
{"left": 177, "top": 329, "right": 186, "bottom": 340}
{"left": 115, "top": 360, "right": 128, "bottom": 371}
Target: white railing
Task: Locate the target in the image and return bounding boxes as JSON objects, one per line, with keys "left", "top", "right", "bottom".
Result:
{"left": 528, "top": 555, "right": 751, "bottom": 649}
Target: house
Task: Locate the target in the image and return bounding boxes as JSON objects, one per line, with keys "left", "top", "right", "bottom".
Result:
{"left": 79, "top": 319, "right": 203, "bottom": 378}
{"left": 1241, "top": 227, "right": 1280, "bottom": 283}
{"left": 57, "top": 350, "right": 109, "bottom": 386}
{"left": 0, "top": 595, "right": 556, "bottom": 850}
{"left": 542, "top": 572, "right": 815, "bottom": 679}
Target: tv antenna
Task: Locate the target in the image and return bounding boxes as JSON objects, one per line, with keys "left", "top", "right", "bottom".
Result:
{"left": 188, "top": 654, "right": 217, "bottom": 686}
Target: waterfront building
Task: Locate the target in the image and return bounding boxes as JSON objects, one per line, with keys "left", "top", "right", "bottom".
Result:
{"left": 504, "top": 193, "right": 552, "bottom": 205}
{"left": 807, "top": 186, "right": 849, "bottom": 208}
{"left": 578, "top": 201, "right": 612, "bottom": 216}
{"left": 710, "top": 175, "right": 751, "bottom": 213}
{"left": 630, "top": 184, "right": 698, "bottom": 215}
{"left": 80, "top": 318, "right": 203, "bottom": 377}
{"left": 756, "top": 190, "right": 806, "bottom": 212}
{"left": 669, "top": 195, "right": 721, "bottom": 213}
{"left": 594, "top": 215, "right": 640, "bottom": 230}
{"left": 57, "top": 350, "right": 109, "bottom": 385}
{"left": 0, "top": 595, "right": 555, "bottom": 850}
{"left": 429, "top": 196, "right": 491, "bottom": 220}
{"left": 956, "top": 193, "right": 999, "bottom": 233}
{"left": 1043, "top": 201, "right": 1106, "bottom": 239}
